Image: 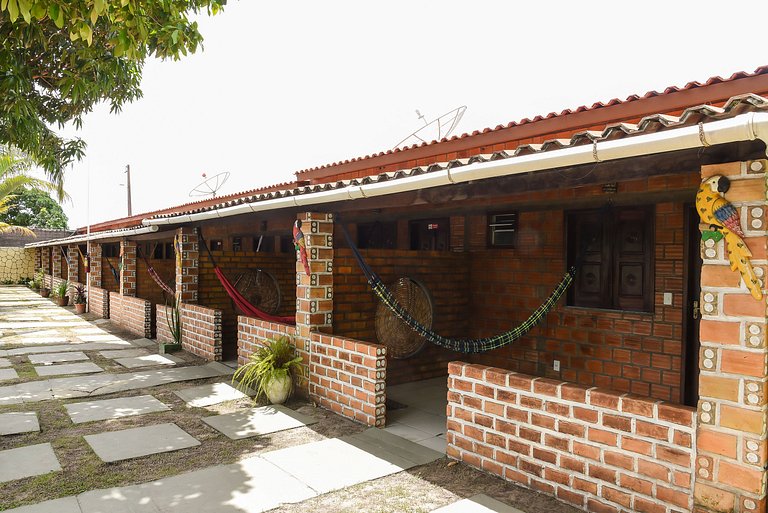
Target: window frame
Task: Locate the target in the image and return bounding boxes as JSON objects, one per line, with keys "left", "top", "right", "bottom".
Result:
{"left": 487, "top": 211, "right": 518, "bottom": 248}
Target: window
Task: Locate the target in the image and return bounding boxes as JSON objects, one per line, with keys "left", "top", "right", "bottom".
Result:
{"left": 232, "top": 237, "right": 243, "bottom": 252}
{"left": 152, "top": 243, "right": 164, "bottom": 259}
{"left": 409, "top": 218, "right": 449, "bottom": 251}
{"left": 358, "top": 221, "right": 397, "bottom": 249}
{"left": 210, "top": 239, "right": 223, "bottom": 251}
{"left": 102, "top": 243, "right": 119, "bottom": 258}
{"left": 279, "top": 235, "right": 294, "bottom": 253}
{"left": 488, "top": 211, "right": 518, "bottom": 248}
{"left": 254, "top": 235, "right": 275, "bottom": 253}
{"left": 164, "top": 242, "right": 174, "bottom": 259}
{"left": 566, "top": 206, "right": 654, "bottom": 312}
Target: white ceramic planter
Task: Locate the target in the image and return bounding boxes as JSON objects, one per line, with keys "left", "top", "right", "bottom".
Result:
{"left": 265, "top": 373, "right": 292, "bottom": 404}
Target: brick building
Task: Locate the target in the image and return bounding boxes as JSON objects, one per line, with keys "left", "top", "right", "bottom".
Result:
{"left": 27, "top": 66, "right": 768, "bottom": 513}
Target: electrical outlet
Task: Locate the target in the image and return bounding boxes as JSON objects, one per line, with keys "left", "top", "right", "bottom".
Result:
{"left": 663, "top": 292, "right": 673, "bottom": 306}
{"left": 553, "top": 360, "right": 560, "bottom": 372}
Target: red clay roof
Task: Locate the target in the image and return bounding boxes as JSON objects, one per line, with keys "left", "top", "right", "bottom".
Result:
{"left": 77, "top": 64, "right": 768, "bottom": 233}
{"left": 79, "top": 180, "right": 302, "bottom": 234}
{"left": 294, "top": 65, "right": 768, "bottom": 182}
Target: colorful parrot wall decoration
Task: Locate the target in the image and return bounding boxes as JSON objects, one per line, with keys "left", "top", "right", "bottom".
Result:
{"left": 696, "top": 175, "right": 762, "bottom": 300}
{"left": 293, "top": 220, "right": 311, "bottom": 276}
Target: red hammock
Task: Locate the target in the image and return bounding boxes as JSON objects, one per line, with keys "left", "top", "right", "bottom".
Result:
{"left": 214, "top": 267, "right": 295, "bottom": 325}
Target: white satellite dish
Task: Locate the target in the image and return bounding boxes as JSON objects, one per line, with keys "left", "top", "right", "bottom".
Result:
{"left": 393, "top": 106, "right": 467, "bottom": 149}
{"left": 189, "top": 171, "right": 230, "bottom": 198}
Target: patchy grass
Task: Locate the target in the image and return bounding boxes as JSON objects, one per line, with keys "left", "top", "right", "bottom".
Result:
{"left": 0, "top": 381, "right": 363, "bottom": 511}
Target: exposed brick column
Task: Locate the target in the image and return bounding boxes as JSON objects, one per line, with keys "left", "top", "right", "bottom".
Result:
{"left": 67, "top": 245, "right": 79, "bottom": 284}
{"left": 34, "top": 247, "right": 41, "bottom": 272}
{"left": 120, "top": 240, "right": 136, "bottom": 297}
{"left": 695, "top": 160, "right": 768, "bottom": 513}
{"left": 174, "top": 227, "right": 198, "bottom": 303}
{"left": 51, "top": 245, "right": 62, "bottom": 278}
{"left": 41, "top": 247, "right": 50, "bottom": 274}
{"left": 89, "top": 243, "right": 102, "bottom": 288}
{"left": 296, "top": 212, "right": 334, "bottom": 393}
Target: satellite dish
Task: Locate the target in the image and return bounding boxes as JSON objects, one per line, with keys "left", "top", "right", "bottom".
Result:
{"left": 393, "top": 106, "right": 467, "bottom": 150}
{"left": 189, "top": 171, "right": 230, "bottom": 198}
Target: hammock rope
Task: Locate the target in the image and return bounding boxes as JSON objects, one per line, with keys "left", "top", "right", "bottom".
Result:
{"left": 104, "top": 257, "right": 120, "bottom": 285}
{"left": 337, "top": 219, "right": 576, "bottom": 354}
{"left": 136, "top": 245, "right": 175, "bottom": 297}
{"left": 198, "top": 230, "right": 295, "bottom": 325}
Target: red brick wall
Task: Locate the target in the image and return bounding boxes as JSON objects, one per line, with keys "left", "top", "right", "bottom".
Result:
{"left": 137, "top": 258, "right": 175, "bottom": 307}
{"left": 466, "top": 201, "right": 687, "bottom": 402}
{"left": 236, "top": 316, "right": 303, "bottom": 389}
{"left": 157, "top": 302, "right": 222, "bottom": 360}
{"left": 199, "top": 251, "right": 295, "bottom": 358}
{"left": 101, "top": 257, "right": 119, "bottom": 293}
{"left": 447, "top": 362, "right": 696, "bottom": 513}
{"left": 333, "top": 247, "right": 469, "bottom": 386}
{"left": 89, "top": 286, "right": 109, "bottom": 319}
{"left": 309, "top": 332, "right": 387, "bottom": 427}
{"left": 109, "top": 292, "right": 152, "bottom": 339}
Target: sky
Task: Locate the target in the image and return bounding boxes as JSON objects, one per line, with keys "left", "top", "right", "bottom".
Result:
{"left": 57, "top": 0, "right": 768, "bottom": 229}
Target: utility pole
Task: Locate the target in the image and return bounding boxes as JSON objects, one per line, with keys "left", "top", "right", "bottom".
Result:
{"left": 125, "top": 164, "right": 133, "bottom": 217}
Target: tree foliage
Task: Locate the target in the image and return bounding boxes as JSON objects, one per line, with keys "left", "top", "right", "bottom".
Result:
{"left": 0, "top": 186, "right": 68, "bottom": 229}
{"left": 0, "top": 149, "right": 67, "bottom": 235}
{"left": 0, "top": 0, "right": 226, "bottom": 183}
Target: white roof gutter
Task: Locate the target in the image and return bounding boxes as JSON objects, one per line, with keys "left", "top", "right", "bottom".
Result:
{"left": 131, "top": 112, "right": 762, "bottom": 226}
{"left": 25, "top": 225, "right": 159, "bottom": 248}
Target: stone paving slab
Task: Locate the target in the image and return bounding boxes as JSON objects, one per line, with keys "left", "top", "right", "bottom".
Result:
{"left": 84, "top": 423, "right": 200, "bottom": 463}
{"left": 4, "top": 497, "right": 81, "bottom": 513}
{"left": 34, "top": 362, "right": 103, "bottom": 377}
{"left": 202, "top": 405, "right": 317, "bottom": 440}
{"left": 0, "top": 368, "right": 18, "bottom": 381}
{"left": 0, "top": 443, "right": 61, "bottom": 483}
{"left": 431, "top": 495, "right": 525, "bottom": 513}
{"left": 130, "top": 338, "right": 156, "bottom": 348}
{"left": 0, "top": 358, "right": 11, "bottom": 368}
{"left": 77, "top": 334, "right": 125, "bottom": 343}
{"left": 2, "top": 340, "right": 131, "bottom": 356}
{"left": 66, "top": 395, "right": 170, "bottom": 424}
{"left": 0, "top": 411, "right": 39, "bottom": 435}
{"left": 261, "top": 428, "right": 441, "bottom": 495}
{"left": 0, "top": 362, "right": 229, "bottom": 406}
{"left": 0, "top": 321, "right": 90, "bottom": 329}
{"left": 114, "top": 354, "right": 182, "bottom": 369}
{"left": 97, "top": 348, "right": 149, "bottom": 359}
{"left": 174, "top": 382, "right": 248, "bottom": 408}
{"left": 28, "top": 351, "right": 89, "bottom": 365}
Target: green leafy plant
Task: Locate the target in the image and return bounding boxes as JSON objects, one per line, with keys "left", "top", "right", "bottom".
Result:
{"left": 72, "top": 285, "right": 86, "bottom": 305}
{"left": 1, "top": 279, "right": 13, "bottom": 285}
{"left": 53, "top": 279, "right": 69, "bottom": 299}
{"left": 164, "top": 296, "right": 182, "bottom": 344}
{"left": 232, "top": 337, "right": 303, "bottom": 401}
{"left": 17, "top": 276, "right": 31, "bottom": 285}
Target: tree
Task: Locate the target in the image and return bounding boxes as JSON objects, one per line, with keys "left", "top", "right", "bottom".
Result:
{"left": 0, "top": 149, "right": 67, "bottom": 235}
{"left": 0, "top": 0, "right": 226, "bottom": 184}
{"left": 0, "top": 187, "right": 68, "bottom": 229}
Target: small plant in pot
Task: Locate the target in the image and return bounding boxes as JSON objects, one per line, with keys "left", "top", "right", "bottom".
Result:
{"left": 233, "top": 336, "right": 303, "bottom": 405}
{"left": 73, "top": 285, "right": 87, "bottom": 314}
{"left": 53, "top": 280, "right": 70, "bottom": 306}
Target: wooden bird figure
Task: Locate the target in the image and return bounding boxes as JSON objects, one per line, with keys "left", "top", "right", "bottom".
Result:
{"left": 696, "top": 175, "right": 762, "bottom": 300}
{"left": 293, "top": 220, "right": 310, "bottom": 276}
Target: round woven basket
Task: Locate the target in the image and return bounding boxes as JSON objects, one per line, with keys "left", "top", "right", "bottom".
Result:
{"left": 232, "top": 268, "right": 282, "bottom": 314}
{"left": 375, "top": 277, "right": 434, "bottom": 359}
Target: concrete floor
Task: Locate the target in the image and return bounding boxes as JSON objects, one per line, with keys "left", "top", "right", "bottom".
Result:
{"left": 384, "top": 376, "right": 448, "bottom": 453}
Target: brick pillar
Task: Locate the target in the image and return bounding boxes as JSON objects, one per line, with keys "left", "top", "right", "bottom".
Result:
{"left": 120, "top": 240, "right": 136, "bottom": 297}
{"left": 34, "top": 247, "right": 41, "bottom": 272}
{"left": 89, "top": 243, "right": 102, "bottom": 289}
{"left": 41, "top": 247, "right": 51, "bottom": 288}
{"left": 67, "top": 245, "right": 79, "bottom": 284}
{"left": 296, "top": 212, "right": 334, "bottom": 393}
{"left": 174, "top": 227, "right": 198, "bottom": 303}
{"left": 694, "top": 160, "right": 768, "bottom": 513}
{"left": 52, "top": 246, "right": 62, "bottom": 278}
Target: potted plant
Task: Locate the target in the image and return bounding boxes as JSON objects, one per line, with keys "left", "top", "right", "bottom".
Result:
{"left": 73, "top": 285, "right": 87, "bottom": 314}
{"left": 233, "top": 336, "right": 303, "bottom": 405}
{"left": 53, "top": 280, "right": 70, "bottom": 306}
